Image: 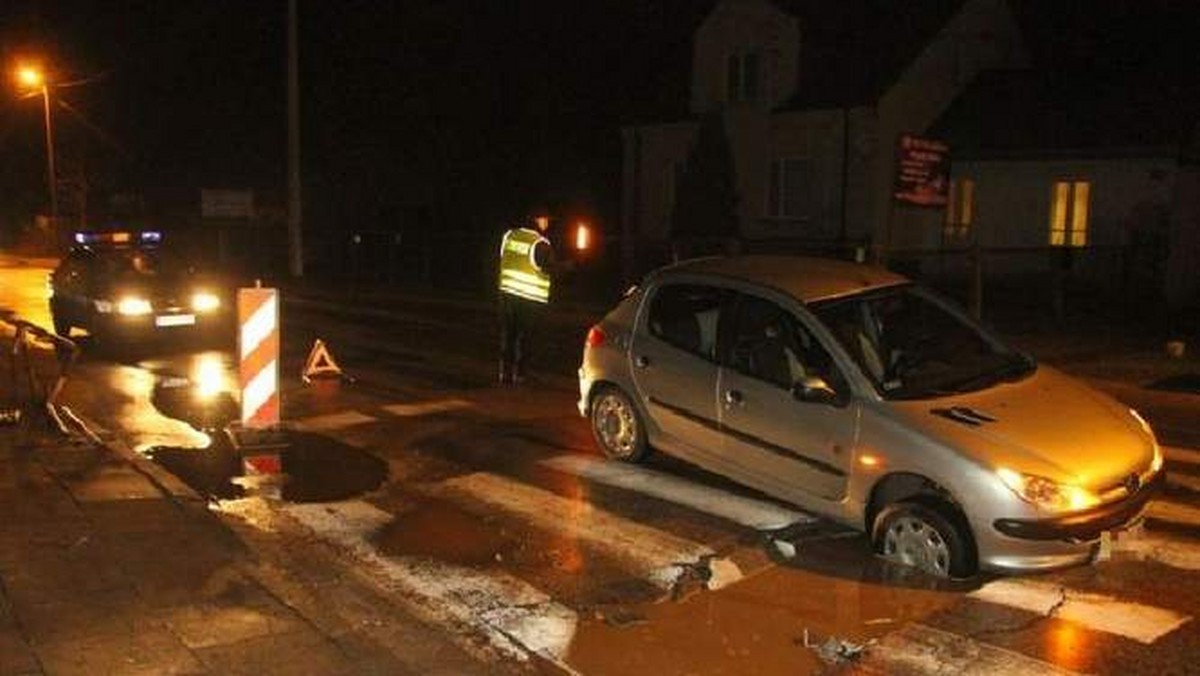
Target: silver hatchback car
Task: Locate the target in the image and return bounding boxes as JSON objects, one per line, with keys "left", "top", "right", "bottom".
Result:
{"left": 578, "top": 256, "right": 1164, "bottom": 578}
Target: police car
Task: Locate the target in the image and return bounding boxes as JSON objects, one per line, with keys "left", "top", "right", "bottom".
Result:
{"left": 49, "top": 230, "right": 226, "bottom": 341}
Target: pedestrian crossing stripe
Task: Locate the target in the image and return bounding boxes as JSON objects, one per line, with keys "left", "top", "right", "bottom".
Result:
{"left": 1146, "top": 499, "right": 1200, "bottom": 526}
{"left": 540, "top": 454, "right": 813, "bottom": 531}
{"left": 382, "top": 399, "right": 473, "bottom": 417}
{"left": 281, "top": 500, "right": 579, "bottom": 666}
{"left": 857, "top": 624, "right": 1085, "bottom": 676}
{"left": 1166, "top": 446, "right": 1200, "bottom": 467}
{"left": 969, "top": 578, "right": 1190, "bottom": 644}
{"left": 431, "top": 471, "right": 729, "bottom": 590}
{"left": 293, "top": 410, "right": 377, "bottom": 432}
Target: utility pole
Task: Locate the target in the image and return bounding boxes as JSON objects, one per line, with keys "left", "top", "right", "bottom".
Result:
{"left": 41, "top": 82, "right": 58, "bottom": 240}
{"left": 287, "top": 0, "right": 304, "bottom": 277}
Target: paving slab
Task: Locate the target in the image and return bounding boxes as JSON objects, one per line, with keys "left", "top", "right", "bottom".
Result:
{"left": 195, "top": 628, "right": 356, "bottom": 676}
{"left": 0, "top": 626, "right": 41, "bottom": 675}
{"left": 63, "top": 464, "right": 163, "bottom": 502}
{"left": 33, "top": 623, "right": 206, "bottom": 676}
{"left": 157, "top": 583, "right": 311, "bottom": 650}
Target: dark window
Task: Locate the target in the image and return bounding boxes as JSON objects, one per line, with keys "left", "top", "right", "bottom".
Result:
{"left": 727, "top": 51, "right": 761, "bottom": 103}
{"left": 729, "top": 294, "right": 846, "bottom": 394}
{"left": 648, "top": 284, "right": 725, "bottom": 360}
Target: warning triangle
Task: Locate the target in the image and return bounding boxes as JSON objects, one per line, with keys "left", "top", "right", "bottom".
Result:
{"left": 303, "top": 339, "right": 345, "bottom": 382}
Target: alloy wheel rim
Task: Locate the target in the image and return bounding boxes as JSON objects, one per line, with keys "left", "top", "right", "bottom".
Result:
{"left": 883, "top": 515, "right": 951, "bottom": 577}
{"left": 595, "top": 394, "right": 636, "bottom": 457}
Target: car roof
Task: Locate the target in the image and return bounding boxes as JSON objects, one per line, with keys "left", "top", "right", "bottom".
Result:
{"left": 650, "top": 255, "right": 909, "bottom": 303}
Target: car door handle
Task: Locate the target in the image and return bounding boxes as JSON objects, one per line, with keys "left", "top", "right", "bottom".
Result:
{"left": 724, "top": 390, "right": 744, "bottom": 407}
{"left": 634, "top": 355, "right": 651, "bottom": 369}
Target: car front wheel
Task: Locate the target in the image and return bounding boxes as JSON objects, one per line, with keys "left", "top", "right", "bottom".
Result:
{"left": 589, "top": 387, "right": 649, "bottom": 463}
{"left": 872, "top": 500, "right": 975, "bottom": 579}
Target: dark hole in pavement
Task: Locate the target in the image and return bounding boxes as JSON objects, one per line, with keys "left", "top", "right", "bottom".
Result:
{"left": 1147, "top": 374, "right": 1200, "bottom": 394}
{"left": 152, "top": 384, "right": 239, "bottom": 431}
{"left": 148, "top": 431, "right": 387, "bottom": 503}
{"left": 766, "top": 523, "right": 978, "bottom": 592}
{"left": 374, "top": 500, "right": 515, "bottom": 567}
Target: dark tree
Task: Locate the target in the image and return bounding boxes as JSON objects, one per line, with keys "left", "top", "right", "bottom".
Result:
{"left": 669, "top": 112, "right": 739, "bottom": 249}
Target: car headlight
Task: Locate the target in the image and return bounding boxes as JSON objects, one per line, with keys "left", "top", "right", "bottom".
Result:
{"left": 191, "top": 292, "right": 221, "bottom": 313}
{"left": 116, "top": 297, "right": 153, "bottom": 316}
{"left": 996, "top": 468, "right": 1100, "bottom": 513}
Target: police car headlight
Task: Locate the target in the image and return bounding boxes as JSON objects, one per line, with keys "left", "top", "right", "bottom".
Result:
{"left": 116, "top": 297, "right": 152, "bottom": 316}
{"left": 191, "top": 292, "right": 220, "bottom": 313}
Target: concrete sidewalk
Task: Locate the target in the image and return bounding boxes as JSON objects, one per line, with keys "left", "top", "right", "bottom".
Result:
{"left": 0, "top": 333, "right": 495, "bottom": 676}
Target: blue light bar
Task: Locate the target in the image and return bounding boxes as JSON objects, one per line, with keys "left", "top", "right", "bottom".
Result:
{"left": 72, "top": 230, "right": 163, "bottom": 247}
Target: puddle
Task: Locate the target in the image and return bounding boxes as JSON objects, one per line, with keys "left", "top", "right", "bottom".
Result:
{"left": 1148, "top": 374, "right": 1200, "bottom": 394}
{"left": 375, "top": 496, "right": 662, "bottom": 606}
{"left": 147, "top": 431, "right": 387, "bottom": 502}
{"left": 564, "top": 557, "right": 960, "bottom": 676}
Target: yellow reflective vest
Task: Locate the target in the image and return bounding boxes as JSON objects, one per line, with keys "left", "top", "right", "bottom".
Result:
{"left": 498, "top": 228, "right": 551, "bottom": 304}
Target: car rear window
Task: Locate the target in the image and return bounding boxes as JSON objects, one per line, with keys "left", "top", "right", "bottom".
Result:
{"left": 647, "top": 284, "right": 725, "bottom": 360}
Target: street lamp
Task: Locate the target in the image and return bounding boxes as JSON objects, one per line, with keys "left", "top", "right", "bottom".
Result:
{"left": 13, "top": 63, "right": 58, "bottom": 241}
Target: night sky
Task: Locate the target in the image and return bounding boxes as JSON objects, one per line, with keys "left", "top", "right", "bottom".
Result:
{"left": 0, "top": 1, "right": 708, "bottom": 237}
{"left": 1, "top": 1, "right": 1195, "bottom": 242}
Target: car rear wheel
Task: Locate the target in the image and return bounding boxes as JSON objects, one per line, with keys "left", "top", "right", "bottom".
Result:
{"left": 872, "top": 500, "right": 974, "bottom": 579}
{"left": 590, "top": 387, "right": 649, "bottom": 462}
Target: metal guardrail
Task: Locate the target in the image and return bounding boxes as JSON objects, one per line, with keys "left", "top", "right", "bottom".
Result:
{"left": 2, "top": 319, "right": 79, "bottom": 433}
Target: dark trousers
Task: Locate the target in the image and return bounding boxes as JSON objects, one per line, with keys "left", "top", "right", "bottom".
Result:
{"left": 499, "top": 295, "right": 543, "bottom": 380}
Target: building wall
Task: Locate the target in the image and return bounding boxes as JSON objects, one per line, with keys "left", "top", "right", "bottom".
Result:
{"left": 691, "top": 0, "right": 799, "bottom": 114}
{"left": 620, "top": 121, "right": 698, "bottom": 245}
{"left": 892, "top": 155, "right": 1179, "bottom": 282}
{"left": 870, "top": 0, "right": 1028, "bottom": 250}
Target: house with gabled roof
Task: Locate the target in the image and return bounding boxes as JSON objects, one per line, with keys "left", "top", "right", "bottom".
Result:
{"left": 620, "top": 0, "right": 1200, "bottom": 310}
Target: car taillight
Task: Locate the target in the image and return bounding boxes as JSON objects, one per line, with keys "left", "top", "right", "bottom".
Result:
{"left": 585, "top": 325, "right": 606, "bottom": 348}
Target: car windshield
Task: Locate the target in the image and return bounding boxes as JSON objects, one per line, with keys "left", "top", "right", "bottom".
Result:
{"left": 96, "top": 249, "right": 189, "bottom": 280}
{"left": 810, "top": 284, "right": 1035, "bottom": 400}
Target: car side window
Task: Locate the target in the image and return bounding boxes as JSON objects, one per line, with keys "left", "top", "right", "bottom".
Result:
{"left": 729, "top": 294, "right": 847, "bottom": 396}
{"left": 647, "top": 284, "right": 725, "bottom": 361}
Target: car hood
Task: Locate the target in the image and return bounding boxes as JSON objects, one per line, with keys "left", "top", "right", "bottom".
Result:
{"left": 889, "top": 365, "right": 1155, "bottom": 490}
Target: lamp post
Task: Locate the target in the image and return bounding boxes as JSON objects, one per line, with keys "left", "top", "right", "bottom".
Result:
{"left": 15, "top": 66, "right": 58, "bottom": 239}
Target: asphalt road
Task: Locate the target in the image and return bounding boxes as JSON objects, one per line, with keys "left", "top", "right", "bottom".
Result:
{"left": 4, "top": 253, "right": 1200, "bottom": 676}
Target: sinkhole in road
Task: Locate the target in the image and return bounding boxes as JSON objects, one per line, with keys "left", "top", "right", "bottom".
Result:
{"left": 148, "top": 431, "right": 387, "bottom": 502}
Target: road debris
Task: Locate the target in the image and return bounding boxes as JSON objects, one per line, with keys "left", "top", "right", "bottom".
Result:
{"left": 771, "top": 538, "right": 797, "bottom": 559}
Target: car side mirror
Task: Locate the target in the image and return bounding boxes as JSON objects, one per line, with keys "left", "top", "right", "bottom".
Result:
{"left": 791, "top": 376, "right": 841, "bottom": 406}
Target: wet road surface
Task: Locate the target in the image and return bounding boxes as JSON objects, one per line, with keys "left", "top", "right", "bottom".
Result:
{"left": 4, "top": 255, "right": 1200, "bottom": 675}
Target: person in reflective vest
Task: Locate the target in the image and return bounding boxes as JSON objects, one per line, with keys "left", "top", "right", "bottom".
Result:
{"left": 497, "top": 216, "right": 556, "bottom": 385}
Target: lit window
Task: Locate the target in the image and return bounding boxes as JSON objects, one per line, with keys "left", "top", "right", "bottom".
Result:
{"left": 727, "top": 51, "right": 761, "bottom": 103}
{"left": 768, "top": 158, "right": 811, "bottom": 219}
{"left": 944, "top": 178, "right": 975, "bottom": 241}
{"left": 1049, "top": 180, "right": 1090, "bottom": 247}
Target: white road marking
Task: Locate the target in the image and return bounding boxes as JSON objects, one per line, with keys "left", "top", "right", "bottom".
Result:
{"left": 858, "top": 623, "right": 1085, "bottom": 676}
{"left": 382, "top": 398, "right": 473, "bottom": 417}
{"left": 281, "top": 500, "right": 578, "bottom": 666}
{"left": 292, "top": 410, "right": 377, "bottom": 432}
{"left": 1166, "top": 446, "right": 1200, "bottom": 467}
{"left": 1115, "top": 532, "right": 1200, "bottom": 571}
{"left": 540, "top": 454, "right": 813, "bottom": 531}
{"left": 970, "top": 578, "right": 1190, "bottom": 644}
{"left": 1146, "top": 499, "right": 1200, "bottom": 526}
{"left": 435, "top": 472, "right": 734, "bottom": 589}
{"left": 1167, "top": 471, "right": 1200, "bottom": 494}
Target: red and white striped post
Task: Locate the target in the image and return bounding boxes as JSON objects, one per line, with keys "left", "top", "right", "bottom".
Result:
{"left": 238, "top": 287, "right": 280, "bottom": 428}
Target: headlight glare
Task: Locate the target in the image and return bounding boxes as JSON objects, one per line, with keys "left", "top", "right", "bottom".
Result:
{"left": 192, "top": 292, "right": 220, "bottom": 312}
{"left": 996, "top": 468, "right": 1099, "bottom": 513}
{"left": 116, "top": 297, "right": 152, "bottom": 316}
